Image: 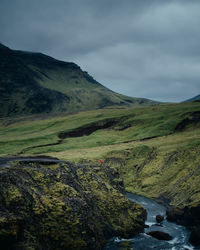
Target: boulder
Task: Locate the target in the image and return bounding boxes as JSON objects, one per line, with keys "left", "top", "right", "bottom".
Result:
{"left": 147, "top": 231, "right": 173, "bottom": 241}
{"left": 156, "top": 214, "right": 164, "bottom": 223}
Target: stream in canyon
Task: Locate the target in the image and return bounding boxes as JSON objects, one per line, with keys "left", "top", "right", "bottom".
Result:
{"left": 105, "top": 193, "right": 199, "bottom": 250}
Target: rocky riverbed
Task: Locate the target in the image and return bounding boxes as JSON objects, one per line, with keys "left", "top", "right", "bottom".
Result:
{"left": 105, "top": 193, "right": 198, "bottom": 250}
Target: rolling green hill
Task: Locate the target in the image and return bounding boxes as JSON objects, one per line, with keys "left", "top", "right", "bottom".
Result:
{"left": 0, "top": 101, "right": 200, "bottom": 207}
{"left": 0, "top": 43, "right": 157, "bottom": 118}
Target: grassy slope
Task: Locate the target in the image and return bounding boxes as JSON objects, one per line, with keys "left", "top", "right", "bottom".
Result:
{"left": 0, "top": 44, "right": 157, "bottom": 117}
{"left": 35, "top": 66, "right": 157, "bottom": 111}
{"left": 30, "top": 55, "right": 157, "bottom": 112}
{"left": 0, "top": 102, "right": 200, "bottom": 207}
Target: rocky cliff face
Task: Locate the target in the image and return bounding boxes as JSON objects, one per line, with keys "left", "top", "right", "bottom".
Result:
{"left": 0, "top": 160, "right": 146, "bottom": 250}
{"left": 166, "top": 206, "right": 200, "bottom": 246}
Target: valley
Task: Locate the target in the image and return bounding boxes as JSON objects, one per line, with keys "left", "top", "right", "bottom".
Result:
{"left": 1, "top": 0, "right": 200, "bottom": 248}
{"left": 0, "top": 99, "right": 200, "bottom": 249}
{"left": 1, "top": 44, "right": 200, "bottom": 249}
{"left": 0, "top": 101, "right": 199, "bottom": 208}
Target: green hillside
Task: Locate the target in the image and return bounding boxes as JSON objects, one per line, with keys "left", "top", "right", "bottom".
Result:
{"left": 0, "top": 43, "right": 157, "bottom": 118}
{"left": 183, "top": 94, "right": 200, "bottom": 103}
{"left": 0, "top": 101, "right": 200, "bottom": 208}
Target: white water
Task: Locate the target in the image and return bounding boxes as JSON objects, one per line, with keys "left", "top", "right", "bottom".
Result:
{"left": 104, "top": 193, "right": 200, "bottom": 250}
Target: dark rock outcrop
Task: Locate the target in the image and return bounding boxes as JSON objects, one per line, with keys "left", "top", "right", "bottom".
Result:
{"left": 166, "top": 205, "right": 200, "bottom": 246}
{"left": 189, "top": 226, "right": 200, "bottom": 246}
{"left": 0, "top": 160, "right": 146, "bottom": 250}
{"left": 175, "top": 111, "right": 200, "bottom": 131}
{"left": 166, "top": 208, "right": 184, "bottom": 224}
{"left": 147, "top": 231, "right": 173, "bottom": 241}
{"left": 58, "top": 118, "right": 120, "bottom": 139}
{"left": 156, "top": 214, "right": 164, "bottom": 223}
{"left": 166, "top": 206, "right": 200, "bottom": 227}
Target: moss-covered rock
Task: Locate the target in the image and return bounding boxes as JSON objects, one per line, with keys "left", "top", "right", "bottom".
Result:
{"left": 0, "top": 160, "right": 146, "bottom": 249}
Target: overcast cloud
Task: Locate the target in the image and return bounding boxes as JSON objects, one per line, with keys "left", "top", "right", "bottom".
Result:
{"left": 0, "top": 0, "right": 200, "bottom": 102}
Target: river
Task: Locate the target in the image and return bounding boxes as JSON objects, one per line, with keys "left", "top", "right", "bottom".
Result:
{"left": 104, "top": 193, "right": 200, "bottom": 250}
{"left": 0, "top": 157, "right": 199, "bottom": 249}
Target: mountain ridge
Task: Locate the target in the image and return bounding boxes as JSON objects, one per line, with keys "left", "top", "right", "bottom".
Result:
{"left": 0, "top": 43, "right": 158, "bottom": 117}
{"left": 182, "top": 94, "right": 200, "bottom": 103}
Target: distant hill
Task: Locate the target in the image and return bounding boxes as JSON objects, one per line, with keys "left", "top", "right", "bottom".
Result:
{"left": 182, "top": 95, "right": 200, "bottom": 103}
{"left": 0, "top": 43, "right": 157, "bottom": 117}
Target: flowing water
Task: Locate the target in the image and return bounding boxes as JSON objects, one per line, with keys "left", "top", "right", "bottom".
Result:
{"left": 104, "top": 193, "right": 200, "bottom": 250}
{"left": 1, "top": 157, "right": 199, "bottom": 250}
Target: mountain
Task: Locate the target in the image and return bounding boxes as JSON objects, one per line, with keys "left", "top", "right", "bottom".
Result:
{"left": 0, "top": 43, "right": 157, "bottom": 117}
{"left": 182, "top": 95, "right": 200, "bottom": 103}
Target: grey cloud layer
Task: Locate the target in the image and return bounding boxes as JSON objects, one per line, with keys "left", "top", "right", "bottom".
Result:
{"left": 0, "top": 0, "right": 200, "bottom": 101}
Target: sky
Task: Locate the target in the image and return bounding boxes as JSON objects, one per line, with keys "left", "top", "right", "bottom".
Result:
{"left": 0, "top": 0, "right": 200, "bottom": 102}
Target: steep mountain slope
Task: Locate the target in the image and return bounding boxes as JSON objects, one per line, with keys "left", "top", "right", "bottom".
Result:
{"left": 0, "top": 43, "right": 157, "bottom": 117}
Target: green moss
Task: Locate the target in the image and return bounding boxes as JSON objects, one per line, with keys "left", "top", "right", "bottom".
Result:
{"left": 0, "top": 161, "right": 145, "bottom": 249}
{"left": 5, "top": 186, "right": 22, "bottom": 207}
{"left": 105, "top": 141, "right": 200, "bottom": 208}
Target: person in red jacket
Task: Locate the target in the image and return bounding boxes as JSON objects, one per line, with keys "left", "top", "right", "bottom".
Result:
{"left": 100, "top": 159, "right": 103, "bottom": 165}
